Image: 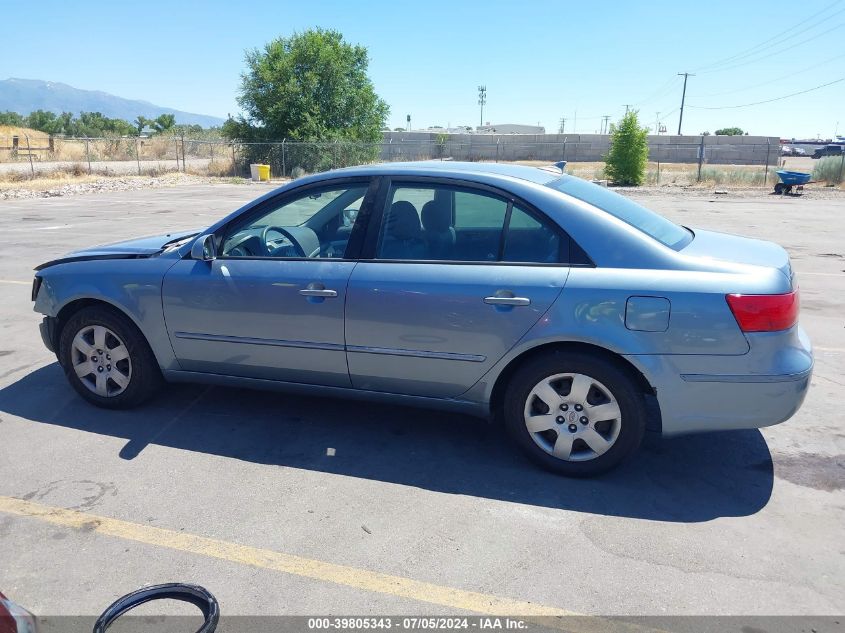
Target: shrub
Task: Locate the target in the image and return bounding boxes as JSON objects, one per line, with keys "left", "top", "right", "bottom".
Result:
{"left": 812, "top": 156, "right": 844, "bottom": 185}
{"left": 604, "top": 111, "right": 649, "bottom": 186}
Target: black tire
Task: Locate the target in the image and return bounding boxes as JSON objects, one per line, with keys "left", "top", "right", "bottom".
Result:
{"left": 502, "top": 351, "right": 647, "bottom": 477}
{"left": 774, "top": 183, "right": 784, "bottom": 195}
{"left": 58, "top": 305, "right": 162, "bottom": 409}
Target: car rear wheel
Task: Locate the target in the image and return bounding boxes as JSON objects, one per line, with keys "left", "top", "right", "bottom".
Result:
{"left": 502, "top": 351, "right": 647, "bottom": 476}
{"left": 59, "top": 305, "right": 162, "bottom": 409}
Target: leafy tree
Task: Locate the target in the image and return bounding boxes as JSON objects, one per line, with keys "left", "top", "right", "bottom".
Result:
{"left": 73, "top": 111, "right": 136, "bottom": 137}
{"left": 226, "top": 28, "right": 389, "bottom": 171}
{"left": 26, "top": 110, "right": 65, "bottom": 134}
{"left": 151, "top": 114, "right": 176, "bottom": 134}
{"left": 0, "top": 111, "right": 25, "bottom": 126}
{"left": 604, "top": 110, "right": 649, "bottom": 186}
{"left": 134, "top": 116, "right": 151, "bottom": 134}
{"left": 715, "top": 127, "right": 744, "bottom": 136}
{"left": 171, "top": 123, "right": 203, "bottom": 136}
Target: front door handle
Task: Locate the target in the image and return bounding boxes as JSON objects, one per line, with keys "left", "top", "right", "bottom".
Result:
{"left": 299, "top": 283, "right": 338, "bottom": 298}
{"left": 484, "top": 295, "right": 531, "bottom": 306}
{"left": 300, "top": 288, "right": 338, "bottom": 298}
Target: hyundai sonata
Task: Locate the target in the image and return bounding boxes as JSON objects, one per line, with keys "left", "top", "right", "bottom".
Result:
{"left": 32, "top": 162, "right": 812, "bottom": 475}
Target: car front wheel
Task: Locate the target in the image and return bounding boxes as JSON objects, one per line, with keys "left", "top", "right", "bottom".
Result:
{"left": 59, "top": 305, "right": 162, "bottom": 409}
{"left": 503, "top": 351, "right": 647, "bottom": 476}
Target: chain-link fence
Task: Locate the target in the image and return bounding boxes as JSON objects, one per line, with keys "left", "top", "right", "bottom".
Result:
{"left": 1, "top": 133, "right": 786, "bottom": 187}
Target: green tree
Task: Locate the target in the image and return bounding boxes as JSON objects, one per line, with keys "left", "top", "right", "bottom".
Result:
{"left": 134, "top": 116, "right": 151, "bottom": 134}
{"left": 151, "top": 114, "right": 176, "bottom": 134}
{"left": 604, "top": 110, "right": 649, "bottom": 186}
{"left": 226, "top": 28, "right": 389, "bottom": 171}
{"left": 0, "top": 111, "right": 25, "bottom": 127}
{"left": 715, "top": 127, "right": 744, "bottom": 136}
{"left": 25, "top": 110, "right": 61, "bottom": 134}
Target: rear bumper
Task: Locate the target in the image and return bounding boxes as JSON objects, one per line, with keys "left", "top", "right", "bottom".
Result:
{"left": 627, "top": 325, "right": 813, "bottom": 436}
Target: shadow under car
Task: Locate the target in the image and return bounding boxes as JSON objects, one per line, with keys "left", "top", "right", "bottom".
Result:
{"left": 0, "top": 363, "right": 774, "bottom": 523}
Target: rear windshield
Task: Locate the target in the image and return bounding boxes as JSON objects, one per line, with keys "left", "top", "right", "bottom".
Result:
{"left": 546, "top": 177, "right": 692, "bottom": 250}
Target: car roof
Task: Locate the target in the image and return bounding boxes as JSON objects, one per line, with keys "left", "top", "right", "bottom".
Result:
{"left": 325, "top": 161, "right": 566, "bottom": 185}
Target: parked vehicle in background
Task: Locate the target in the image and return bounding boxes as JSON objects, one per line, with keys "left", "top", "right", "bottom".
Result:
{"left": 780, "top": 145, "right": 793, "bottom": 156}
{"left": 792, "top": 146, "right": 806, "bottom": 156}
{"left": 31, "top": 162, "right": 813, "bottom": 476}
{"left": 812, "top": 144, "right": 843, "bottom": 159}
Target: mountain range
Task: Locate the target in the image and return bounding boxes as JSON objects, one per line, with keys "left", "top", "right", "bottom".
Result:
{"left": 0, "top": 78, "right": 225, "bottom": 128}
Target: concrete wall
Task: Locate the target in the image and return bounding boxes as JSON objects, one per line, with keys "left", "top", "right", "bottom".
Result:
{"left": 379, "top": 132, "right": 780, "bottom": 166}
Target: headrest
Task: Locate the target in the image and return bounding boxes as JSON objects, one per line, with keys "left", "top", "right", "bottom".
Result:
{"left": 421, "top": 200, "right": 452, "bottom": 232}
{"left": 386, "top": 201, "right": 421, "bottom": 240}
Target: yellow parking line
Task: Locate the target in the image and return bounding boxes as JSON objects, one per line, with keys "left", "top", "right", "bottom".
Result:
{"left": 0, "top": 495, "right": 572, "bottom": 617}
{"left": 0, "top": 279, "right": 30, "bottom": 285}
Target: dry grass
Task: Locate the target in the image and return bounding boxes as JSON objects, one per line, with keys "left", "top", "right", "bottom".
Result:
{"left": 512, "top": 159, "right": 777, "bottom": 187}
{"left": 0, "top": 126, "right": 50, "bottom": 161}
{"left": 202, "top": 158, "right": 237, "bottom": 177}
{"left": 0, "top": 125, "right": 49, "bottom": 140}
{"left": 0, "top": 132, "right": 227, "bottom": 163}
{"left": 0, "top": 166, "right": 104, "bottom": 191}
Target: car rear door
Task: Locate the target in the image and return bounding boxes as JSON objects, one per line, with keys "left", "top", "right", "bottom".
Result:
{"left": 344, "top": 178, "right": 571, "bottom": 398}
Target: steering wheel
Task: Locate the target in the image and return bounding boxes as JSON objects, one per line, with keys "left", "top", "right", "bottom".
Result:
{"left": 261, "top": 225, "right": 306, "bottom": 257}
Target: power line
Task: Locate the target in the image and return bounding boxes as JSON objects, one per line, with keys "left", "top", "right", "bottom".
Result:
{"left": 697, "top": 21, "right": 845, "bottom": 75}
{"left": 692, "top": 51, "right": 845, "bottom": 98}
{"left": 688, "top": 76, "right": 845, "bottom": 110}
{"left": 693, "top": 0, "right": 844, "bottom": 72}
{"left": 633, "top": 76, "right": 681, "bottom": 107}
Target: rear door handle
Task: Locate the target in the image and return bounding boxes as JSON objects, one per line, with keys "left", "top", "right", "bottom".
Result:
{"left": 484, "top": 296, "right": 531, "bottom": 306}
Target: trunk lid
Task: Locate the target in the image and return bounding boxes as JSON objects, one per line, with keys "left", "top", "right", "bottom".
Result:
{"left": 682, "top": 228, "right": 793, "bottom": 285}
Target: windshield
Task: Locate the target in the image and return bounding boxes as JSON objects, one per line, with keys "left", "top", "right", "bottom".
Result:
{"left": 547, "top": 177, "right": 693, "bottom": 250}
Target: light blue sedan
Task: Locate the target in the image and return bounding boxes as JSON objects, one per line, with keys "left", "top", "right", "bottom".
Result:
{"left": 31, "top": 162, "right": 812, "bottom": 476}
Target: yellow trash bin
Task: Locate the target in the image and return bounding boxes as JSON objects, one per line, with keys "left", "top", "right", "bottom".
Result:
{"left": 258, "top": 164, "right": 271, "bottom": 181}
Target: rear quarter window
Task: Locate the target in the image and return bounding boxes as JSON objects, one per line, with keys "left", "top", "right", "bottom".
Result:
{"left": 547, "top": 177, "right": 692, "bottom": 250}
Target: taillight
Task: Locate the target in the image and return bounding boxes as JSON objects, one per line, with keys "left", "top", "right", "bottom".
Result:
{"left": 726, "top": 289, "right": 799, "bottom": 332}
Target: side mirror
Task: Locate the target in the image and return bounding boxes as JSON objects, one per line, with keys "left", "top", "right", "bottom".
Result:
{"left": 191, "top": 234, "right": 216, "bottom": 261}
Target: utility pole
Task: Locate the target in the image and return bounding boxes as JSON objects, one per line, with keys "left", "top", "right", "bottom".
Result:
{"left": 601, "top": 115, "right": 611, "bottom": 135}
{"left": 622, "top": 104, "right": 632, "bottom": 114}
{"left": 477, "top": 86, "right": 487, "bottom": 128}
{"left": 655, "top": 112, "right": 660, "bottom": 135}
{"left": 677, "top": 72, "right": 694, "bottom": 135}
{"left": 558, "top": 117, "right": 566, "bottom": 134}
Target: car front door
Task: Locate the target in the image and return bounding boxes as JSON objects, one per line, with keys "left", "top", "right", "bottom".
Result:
{"left": 345, "top": 179, "right": 572, "bottom": 398}
{"left": 162, "top": 178, "right": 374, "bottom": 387}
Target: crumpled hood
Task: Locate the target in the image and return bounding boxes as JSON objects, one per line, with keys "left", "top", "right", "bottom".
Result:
{"left": 35, "top": 230, "right": 199, "bottom": 270}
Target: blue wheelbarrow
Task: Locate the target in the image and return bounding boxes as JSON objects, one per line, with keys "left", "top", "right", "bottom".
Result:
{"left": 774, "top": 170, "right": 812, "bottom": 195}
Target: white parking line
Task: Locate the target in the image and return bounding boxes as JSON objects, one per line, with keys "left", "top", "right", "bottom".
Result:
{"left": 0, "top": 279, "right": 30, "bottom": 285}
{"left": 798, "top": 272, "right": 844, "bottom": 277}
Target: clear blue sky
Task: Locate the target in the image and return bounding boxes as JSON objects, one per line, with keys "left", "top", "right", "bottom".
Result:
{"left": 1, "top": 0, "right": 843, "bottom": 138}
